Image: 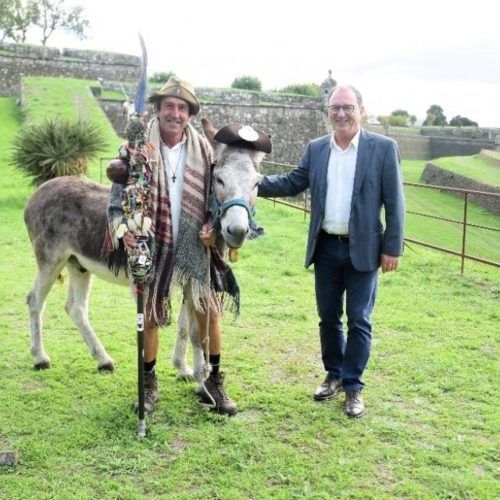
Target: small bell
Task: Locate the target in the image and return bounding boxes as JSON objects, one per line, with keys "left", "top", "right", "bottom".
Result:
{"left": 229, "top": 248, "right": 239, "bottom": 263}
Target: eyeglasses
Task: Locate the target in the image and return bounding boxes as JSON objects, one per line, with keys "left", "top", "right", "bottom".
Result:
{"left": 327, "top": 104, "right": 357, "bottom": 114}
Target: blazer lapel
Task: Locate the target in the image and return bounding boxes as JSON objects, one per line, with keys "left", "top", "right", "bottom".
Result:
{"left": 351, "top": 129, "right": 372, "bottom": 207}
{"left": 317, "top": 137, "right": 331, "bottom": 205}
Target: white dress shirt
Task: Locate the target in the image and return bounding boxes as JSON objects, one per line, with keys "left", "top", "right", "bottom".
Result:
{"left": 321, "top": 130, "right": 360, "bottom": 235}
{"left": 160, "top": 136, "right": 186, "bottom": 245}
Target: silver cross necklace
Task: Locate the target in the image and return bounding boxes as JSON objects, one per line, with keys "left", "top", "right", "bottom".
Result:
{"left": 164, "top": 143, "right": 185, "bottom": 183}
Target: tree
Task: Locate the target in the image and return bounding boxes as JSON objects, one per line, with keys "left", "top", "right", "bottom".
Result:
{"left": 391, "top": 109, "right": 409, "bottom": 118}
{"left": 378, "top": 114, "right": 408, "bottom": 127}
{"left": 450, "top": 115, "right": 478, "bottom": 127}
{"left": 389, "top": 109, "right": 414, "bottom": 126}
{"left": 423, "top": 105, "right": 447, "bottom": 126}
{"left": 36, "top": 0, "right": 88, "bottom": 46}
{"left": 1, "top": 0, "right": 39, "bottom": 43}
{"left": 231, "top": 75, "right": 261, "bottom": 91}
{"left": 0, "top": 0, "right": 88, "bottom": 45}
{"left": 0, "top": 0, "right": 13, "bottom": 40}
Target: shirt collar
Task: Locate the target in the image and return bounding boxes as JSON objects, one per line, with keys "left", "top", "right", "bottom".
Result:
{"left": 161, "top": 134, "right": 187, "bottom": 151}
{"left": 331, "top": 128, "right": 361, "bottom": 152}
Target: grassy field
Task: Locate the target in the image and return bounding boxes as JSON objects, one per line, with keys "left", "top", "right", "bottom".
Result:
{"left": 431, "top": 154, "right": 500, "bottom": 187}
{"left": 0, "top": 88, "right": 499, "bottom": 499}
{"left": 402, "top": 160, "right": 500, "bottom": 263}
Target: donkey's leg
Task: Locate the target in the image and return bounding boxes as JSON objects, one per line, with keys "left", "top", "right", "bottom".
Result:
{"left": 65, "top": 265, "right": 115, "bottom": 371}
{"left": 172, "top": 302, "right": 194, "bottom": 380}
{"left": 27, "top": 262, "right": 65, "bottom": 370}
{"left": 184, "top": 297, "right": 211, "bottom": 388}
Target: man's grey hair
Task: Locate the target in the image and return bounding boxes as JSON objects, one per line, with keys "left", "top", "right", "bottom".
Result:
{"left": 329, "top": 84, "right": 363, "bottom": 106}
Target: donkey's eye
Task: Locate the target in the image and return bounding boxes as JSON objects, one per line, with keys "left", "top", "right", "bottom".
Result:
{"left": 215, "top": 177, "right": 225, "bottom": 187}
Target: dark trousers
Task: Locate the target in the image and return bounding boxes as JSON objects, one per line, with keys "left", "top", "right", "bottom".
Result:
{"left": 314, "top": 232, "right": 378, "bottom": 392}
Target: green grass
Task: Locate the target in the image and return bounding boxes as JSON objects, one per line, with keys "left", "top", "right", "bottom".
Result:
{"left": 365, "top": 124, "right": 422, "bottom": 135}
{"left": 481, "top": 149, "right": 500, "bottom": 162}
{"left": 401, "top": 160, "right": 500, "bottom": 262}
{"left": 100, "top": 89, "right": 129, "bottom": 101}
{"left": 432, "top": 155, "right": 500, "bottom": 187}
{"left": 1, "top": 89, "right": 499, "bottom": 498}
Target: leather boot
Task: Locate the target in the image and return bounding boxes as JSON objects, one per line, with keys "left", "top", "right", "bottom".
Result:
{"left": 197, "top": 372, "right": 238, "bottom": 416}
{"left": 133, "top": 371, "right": 159, "bottom": 413}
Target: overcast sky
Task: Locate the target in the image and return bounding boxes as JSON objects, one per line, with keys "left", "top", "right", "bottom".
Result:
{"left": 44, "top": 0, "right": 500, "bottom": 126}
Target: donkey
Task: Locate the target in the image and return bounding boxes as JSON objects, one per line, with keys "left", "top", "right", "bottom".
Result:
{"left": 24, "top": 119, "right": 267, "bottom": 390}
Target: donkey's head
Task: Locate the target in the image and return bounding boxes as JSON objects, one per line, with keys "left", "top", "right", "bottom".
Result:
{"left": 202, "top": 119, "right": 271, "bottom": 249}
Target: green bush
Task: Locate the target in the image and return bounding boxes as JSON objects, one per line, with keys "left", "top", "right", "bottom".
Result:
{"left": 377, "top": 115, "right": 408, "bottom": 127}
{"left": 277, "top": 83, "right": 320, "bottom": 96}
{"left": 10, "top": 118, "right": 108, "bottom": 185}
{"left": 231, "top": 75, "right": 262, "bottom": 91}
{"left": 149, "top": 71, "right": 175, "bottom": 84}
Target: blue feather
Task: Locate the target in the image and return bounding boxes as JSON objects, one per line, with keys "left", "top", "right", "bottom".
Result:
{"left": 134, "top": 34, "right": 148, "bottom": 115}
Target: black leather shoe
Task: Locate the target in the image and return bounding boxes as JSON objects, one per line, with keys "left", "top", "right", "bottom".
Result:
{"left": 314, "top": 377, "right": 343, "bottom": 401}
{"left": 345, "top": 391, "right": 364, "bottom": 418}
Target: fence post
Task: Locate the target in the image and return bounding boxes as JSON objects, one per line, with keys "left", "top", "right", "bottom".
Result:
{"left": 461, "top": 193, "right": 468, "bottom": 275}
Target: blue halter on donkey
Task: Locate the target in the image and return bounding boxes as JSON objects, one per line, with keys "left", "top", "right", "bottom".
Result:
{"left": 210, "top": 195, "right": 256, "bottom": 231}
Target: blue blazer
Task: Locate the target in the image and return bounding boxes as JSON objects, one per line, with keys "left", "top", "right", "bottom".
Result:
{"left": 258, "top": 129, "right": 405, "bottom": 271}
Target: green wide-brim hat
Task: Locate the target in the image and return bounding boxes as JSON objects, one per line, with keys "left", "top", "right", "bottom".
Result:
{"left": 148, "top": 76, "right": 200, "bottom": 115}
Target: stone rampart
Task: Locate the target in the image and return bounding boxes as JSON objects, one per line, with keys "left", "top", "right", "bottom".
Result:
{"left": 420, "top": 163, "right": 500, "bottom": 215}
{"left": 365, "top": 127, "right": 496, "bottom": 160}
{"left": 0, "top": 41, "right": 140, "bottom": 97}
{"left": 99, "top": 99, "right": 329, "bottom": 165}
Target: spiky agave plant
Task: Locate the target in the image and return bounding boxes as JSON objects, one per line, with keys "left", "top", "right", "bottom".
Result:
{"left": 10, "top": 118, "right": 109, "bottom": 185}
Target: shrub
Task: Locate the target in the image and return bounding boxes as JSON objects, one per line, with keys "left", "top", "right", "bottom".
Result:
{"left": 277, "top": 83, "right": 320, "bottom": 96}
{"left": 149, "top": 71, "right": 175, "bottom": 84}
{"left": 450, "top": 115, "right": 478, "bottom": 127}
{"left": 231, "top": 75, "right": 262, "bottom": 91}
{"left": 10, "top": 118, "right": 108, "bottom": 185}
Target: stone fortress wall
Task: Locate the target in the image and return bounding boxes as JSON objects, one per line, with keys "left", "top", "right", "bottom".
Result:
{"left": 99, "top": 84, "right": 328, "bottom": 165}
{"left": 0, "top": 41, "right": 141, "bottom": 97}
{"left": 1, "top": 41, "right": 498, "bottom": 165}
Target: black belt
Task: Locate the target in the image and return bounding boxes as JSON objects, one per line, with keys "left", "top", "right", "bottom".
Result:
{"left": 321, "top": 230, "right": 349, "bottom": 243}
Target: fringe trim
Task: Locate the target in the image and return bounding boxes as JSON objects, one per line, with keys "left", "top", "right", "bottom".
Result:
{"left": 171, "top": 267, "right": 222, "bottom": 315}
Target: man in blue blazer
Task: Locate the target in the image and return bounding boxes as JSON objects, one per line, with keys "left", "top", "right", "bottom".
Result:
{"left": 258, "top": 84, "right": 405, "bottom": 418}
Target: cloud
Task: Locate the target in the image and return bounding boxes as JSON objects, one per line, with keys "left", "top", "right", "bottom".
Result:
{"left": 349, "top": 42, "right": 500, "bottom": 84}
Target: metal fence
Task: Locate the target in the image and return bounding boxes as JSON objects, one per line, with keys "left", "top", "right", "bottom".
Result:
{"left": 261, "top": 161, "right": 500, "bottom": 274}
{"left": 99, "top": 157, "right": 499, "bottom": 273}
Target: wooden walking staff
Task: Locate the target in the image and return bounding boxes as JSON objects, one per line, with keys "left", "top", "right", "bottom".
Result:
{"left": 111, "top": 34, "right": 153, "bottom": 437}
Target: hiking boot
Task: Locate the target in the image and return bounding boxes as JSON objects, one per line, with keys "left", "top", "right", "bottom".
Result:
{"left": 345, "top": 391, "right": 364, "bottom": 418}
{"left": 133, "top": 371, "right": 159, "bottom": 413}
{"left": 197, "top": 372, "right": 238, "bottom": 416}
{"left": 314, "top": 376, "right": 343, "bottom": 401}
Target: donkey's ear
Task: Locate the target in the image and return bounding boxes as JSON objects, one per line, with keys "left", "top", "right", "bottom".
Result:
{"left": 201, "top": 118, "right": 218, "bottom": 145}
{"left": 248, "top": 150, "right": 266, "bottom": 167}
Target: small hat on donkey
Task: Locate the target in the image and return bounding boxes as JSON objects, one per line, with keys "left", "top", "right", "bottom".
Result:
{"left": 214, "top": 123, "right": 272, "bottom": 154}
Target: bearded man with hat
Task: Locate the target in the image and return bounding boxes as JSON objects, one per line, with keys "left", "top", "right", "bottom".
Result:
{"left": 107, "top": 76, "right": 238, "bottom": 415}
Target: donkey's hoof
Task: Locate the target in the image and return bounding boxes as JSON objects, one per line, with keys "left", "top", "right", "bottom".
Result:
{"left": 34, "top": 361, "right": 51, "bottom": 370}
{"left": 177, "top": 369, "right": 194, "bottom": 382}
{"left": 98, "top": 362, "right": 115, "bottom": 372}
